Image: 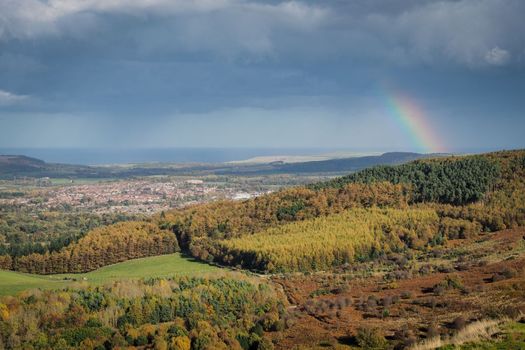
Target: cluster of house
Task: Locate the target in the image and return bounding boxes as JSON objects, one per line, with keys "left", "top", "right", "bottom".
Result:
{"left": 2, "top": 178, "right": 268, "bottom": 214}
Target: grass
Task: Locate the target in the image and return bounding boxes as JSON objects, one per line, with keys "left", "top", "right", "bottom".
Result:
{"left": 54, "top": 253, "right": 219, "bottom": 283}
{"left": 0, "top": 253, "right": 219, "bottom": 295}
{"left": 49, "top": 178, "right": 116, "bottom": 185}
{"left": 451, "top": 321, "right": 525, "bottom": 350}
{"left": 0, "top": 270, "right": 68, "bottom": 296}
{"left": 409, "top": 319, "right": 525, "bottom": 350}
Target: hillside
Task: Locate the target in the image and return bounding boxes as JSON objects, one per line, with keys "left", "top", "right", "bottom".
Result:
{"left": 271, "top": 226, "right": 525, "bottom": 349}
{"left": 0, "top": 155, "right": 45, "bottom": 168}
{"left": 1, "top": 149, "right": 524, "bottom": 350}
{"left": 216, "top": 208, "right": 441, "bottom": 272}
{"left": 0, "top": 269, "right": 66, "bottom": 296}
{"left": 0, "top": 155, "right": 99, "bottom": 179}
{"left": 0, "top": 155, "right": 47, "bottom": 176}
{"left": 161, "top": 150, "right": 523, "bottom": 270}
{"left": 252, "top": 152, "right": 444, "bottom": 174}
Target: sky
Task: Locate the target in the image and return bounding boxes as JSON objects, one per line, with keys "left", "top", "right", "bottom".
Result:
{"left": 0, "top": 0, "right": 524, "bottom": 153}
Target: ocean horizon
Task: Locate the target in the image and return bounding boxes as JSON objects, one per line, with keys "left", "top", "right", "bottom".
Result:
{"left": 0, "top": 146, "right": 509, "bottom": 166}
{"left": 0, "top": 147, "right": 348, "bottom": 165}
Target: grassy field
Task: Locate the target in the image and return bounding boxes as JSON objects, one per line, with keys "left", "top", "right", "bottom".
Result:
{"left": 49, "top": 177, "right": 117, "bottom": 185}
{"left": 0, "top": 253, "right": 219, "bottom": 295}
{"left": 0, "top": 270, "right": 68, "bottom": 296}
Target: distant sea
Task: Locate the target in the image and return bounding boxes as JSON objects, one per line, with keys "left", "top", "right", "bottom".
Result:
{"left": 0, "top": 147, "right": 506, "bottom": 166}
{"left": 0, "top": 147, "right": 346, "bottom": 165}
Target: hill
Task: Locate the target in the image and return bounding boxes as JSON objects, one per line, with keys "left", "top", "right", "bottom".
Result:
{"left": 251, "top": 152, "right": 444, "bottom": 174}
{"left": 0, "top": 154, "right": 98, "bottom": 179}
{"left": 0, "top": 155, "right": 45, "bottom": 168}
{"left": 161, "top": 150, "right": 524, "bottom": 270}
{"left": 0, "top": 155, "right": 46, "bottom": 176}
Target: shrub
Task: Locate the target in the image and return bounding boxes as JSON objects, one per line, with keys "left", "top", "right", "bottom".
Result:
{"left": 400, "top": 291, "right": 413, "bottom": 300}
{"left": 452, "top": 316, "right": 467, "bottom": 330}
{"left": 380, "top": 296, "right": 393, "bottom": 307}
{"left": 393, "top": 327, "right": 416, "bottom": 348}
{"left": 433, "top": 275, "right": 464, "bottom": 295}
{"left": 502, "top": 267, "right": 519, "bottom": 279}
{"left": 491, "top": 268, "right": 518, "bottom": 282}
{"left": 433, "top": 285, "right": 446, "bottom": 296}
{"left": 355, "top": 327, "right": 387, "bottom": 349}
{"left": 484, "top": 305, "right": 521, "bottom": 319}
{"left": 135, "top": 335, "right": 148, "bottom": 346}
{"left": 256, "top": 338, "right": 274, "bottom": 350}
{"left": 365, "top": 296, "right": 378, "bottom": 311}
{"left": 426, "top": 323, "right": 440, "bottom": 338}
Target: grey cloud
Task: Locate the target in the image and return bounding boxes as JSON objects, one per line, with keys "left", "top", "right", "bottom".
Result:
{"left": 333, "top": 0, "right": 525, "bottom": 67}
{"left": 1, "top": 0, "right": 524, "bottom": 67}
{"left": 0, "top": 0, "right": 524, "bottom": 153}
{"left": 0, "top": 89, "right": 28, "bottom": 106}
{"left": 485, "top": 46, "right": 510, "bottom": 65}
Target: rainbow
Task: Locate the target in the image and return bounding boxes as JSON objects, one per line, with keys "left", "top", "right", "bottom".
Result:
{"left": 384, "top": 91, "right": 445, "bottom": 153}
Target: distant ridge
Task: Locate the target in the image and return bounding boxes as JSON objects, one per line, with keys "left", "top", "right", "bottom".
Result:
{"left": 0, "top": 155, "right": 46, "bottom": 168}
{"left": 225, "top": 152, "right": 449, "bottom": 174}
{"left": 0, "top": 151, "right": 450, "bottom": 179}
{"left": 0, "top": 155, "right": 94, "bottom": 179}
{"left": 0, "top": 155, "right": 47, "bottom": 175}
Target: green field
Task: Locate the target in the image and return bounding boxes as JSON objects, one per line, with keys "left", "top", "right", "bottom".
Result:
{"left": 0, "top": 270, "right": 68, "bottom": 296}
{"left": 49, "top": 177, "right": 117, "bottom": 185}
{"left": 0, "top": 253, "right": 219, "bottom": 295}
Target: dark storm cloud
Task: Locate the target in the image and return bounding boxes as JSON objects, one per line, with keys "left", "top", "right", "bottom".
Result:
{"left": 3, "top": 0, "right": 521, "bottom": 65}
{"left": 0, "top": 0, "right": 524, "bottom": 149}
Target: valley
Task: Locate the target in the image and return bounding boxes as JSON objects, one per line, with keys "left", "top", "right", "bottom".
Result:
{"left": 0, "top": 149, "right": 524, "bottom": 349}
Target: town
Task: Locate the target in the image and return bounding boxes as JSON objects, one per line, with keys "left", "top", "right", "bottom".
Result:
{"left": 0, "top": 176, "right": 277, "bottom": 214}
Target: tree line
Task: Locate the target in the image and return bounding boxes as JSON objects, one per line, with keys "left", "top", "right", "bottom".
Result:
{"left": 0, "top": 208, "right": 139, "bottom": 257}
{"left": 1, "top": 221, "right": 178, "bottom": 274}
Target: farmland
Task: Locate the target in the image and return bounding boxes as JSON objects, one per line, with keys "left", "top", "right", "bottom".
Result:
{"left": 0, "top": 253, "right": 219, "bottom": 295}
{"left": 0, "top": 270, "right": 66, "bottom": 296}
